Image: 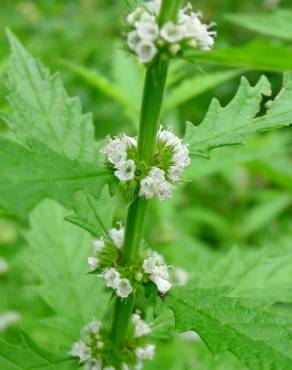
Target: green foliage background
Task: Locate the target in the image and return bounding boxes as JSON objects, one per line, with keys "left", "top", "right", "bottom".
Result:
{"left": 0, "top": 0, "right": 292, "bottom": 369}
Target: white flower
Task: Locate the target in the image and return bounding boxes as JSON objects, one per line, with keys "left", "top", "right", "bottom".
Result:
{"left": 102, "top": 268, "right": 120, "bottom": 288}
{"left": 136, "top": 41, "right": 157, "bottom": 64}
{"left": 136, "top": 19, "right": 159, "bottom": 41}
{"left": 125, "top": 136, "right": 138, "bottom": 147}
{"left": 88, "top": 257, "right": 100, "bottom": 272}
{"left": 115, "top": 278, "right": 133, "bottom": 298}
{"left": 128, "top": 30, "right": 141, "bottom": 51}
{"left": 92, "top": 238, "right": 105, "bottom": 254}
{"left": 172, "top": 144, "right": 190, "bottom": 168}
{"left": 139, "top": 167, "right": 166, "bottom": 199}
{"left": 127, "top": 7, "right": 143, "bottom": 25}
{"left": 150, "top": 274, "right": 172, "bottom": 294}
{"left": 82, "top": 320, "right": 101, "bottom": 336}
{"left": 149, "top": 167, "right": 165, "bottom": 184}
{"left": 83, "top": 359, "right": 102, "bottom": 370}
{"left": 132, "top": 313, "right": 151, "bottom": 337}
{"left": 114, "top": 159, "right": 136, "bottom": 181}
{"left": 0, "top": 311, "right": 21, "bottom": 332}
{"left": 69, "top": 341, "right": 91, "bottom": 363}
{"left": 139, "top": 176, "right": 156, "bottom": 199}
{"left": 109, "top": 224, "right": 125, "bottom": 248}
{"left": 181, "top": 14, "right": 215, "bottom": 50}
{"left": 0, "top": 258, "right": 9, "bottom": 275}
{"left": 168, "top": 165, "right": 184, "bottom": 182}
{"left": 142, "top": 252, "right": 165, "bottom": 274}
{"left": 135, "top": 344, "right": 156, "bottom": 361}
{"left": 156, "top": 181, "right": 174, "bottom": 201}
{"left": 161, "top": 21, "right": 185, "bottom": 43}
{"left": 158, "top": 127, "right": 181, "bottom": 147}
{"left": 143, "top": 252, "right": 171, "bottom": 293}
{"left": 100, "top": 137, "right": 127, "bottom": 165}
{"left": 144, "top": 0, "right": 161, "bottom": 15}
{"left": 121, "top": 364, "right": 130, "bottom": 370}
{"left": 154, "top": 264, "right": 169, "bottom": 279}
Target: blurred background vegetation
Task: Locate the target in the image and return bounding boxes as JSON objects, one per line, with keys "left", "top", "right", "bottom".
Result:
{"left": 0, "top": 1, "right": 291, "bottom": 368}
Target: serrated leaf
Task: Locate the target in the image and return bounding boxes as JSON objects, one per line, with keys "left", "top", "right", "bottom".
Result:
{"left": 66, "top": 186, "right": 114, "bottom": 237}
{"left": 183, "top": 41, "right": 292, "bottom": 72}
{"left": 185, "top": 74, "right": 292, "bottom": 157}
{"left": 0, "top": 137, "right": 111, "bottom": 219}
{"left": 0, "top": 332, "right": 75, "bottom": 370}
{"left": 25, "top": 199, "right": 108, "bottom": 342}
{"left": 226, "top": 9, "right": 292, "bottom": 41}
{"left": 3, "top": 30, "right": 96, "bottom": 163}
{"left": 167, "top": 286, "right": 292, "bottom": 370}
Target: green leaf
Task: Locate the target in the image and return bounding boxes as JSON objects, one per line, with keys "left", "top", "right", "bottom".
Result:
{"left": 3, "top": 30, "right": 96, "bottom": 163}
{"left": 0, "top": 137, "right": 110, "bottom": 219}
{"left": 226, "top": 9, "right": 292, "bottom": 41}
{"left": 25, "top": 199, "right": 109, "bottom": 341}
{"left": 66, "top": 185, "right": 114, "bottom": 237}
{"left": 0, "top": 332, "right": 75, "bottom": 370}
{"left": 185, "top": 74, "right": 292, "bottom": 157}
{"left": 183, "top": 41, "right": 292, "bottom": 72}
{"left": 190, "top": 247, "right": 292, "bottom": 303}
{"left": 167, "top": 286, "right": 292, "bottom": 370}
{"left": 163, "top": 69, "right": 242, "bottom": 114}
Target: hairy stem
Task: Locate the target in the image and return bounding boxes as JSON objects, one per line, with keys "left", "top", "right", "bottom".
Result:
{"left": 110, "top": 0, "right": 183, "bottom": 348}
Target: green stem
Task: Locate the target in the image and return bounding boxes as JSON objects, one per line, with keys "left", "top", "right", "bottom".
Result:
{"left": 110, "top": 0, "right": 183, "bottom": 348}
{"left": 159, "top": 0, "right": 183, "bottom": 24}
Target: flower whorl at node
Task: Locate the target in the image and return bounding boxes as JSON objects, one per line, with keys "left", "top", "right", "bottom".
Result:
{"left": 70, "top": 314, "right": 155, "bottom": 369}
{"left": 100, "top": 128, "right": 191, "bottom": 201}
{"left": 88, "top": 226, "right": 172, "bottom": 297}
{"left": 126, "top": 0, "right": 216, "bottom": 64}
{"left": 88, "top": 224, "right": 133, "bottom": 299}
{"left": 69, "top": 319, "right": 104, "bottom": 368}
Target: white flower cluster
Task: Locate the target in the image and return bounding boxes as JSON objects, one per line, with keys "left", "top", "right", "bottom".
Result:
{"left": 135, "top": 344, "right": 156, "bottom": 368}
{"left": 69, "top": 320, "right": 105, "bottom": 370}
{"left": 70, "top": 315, "right": 155, "bottom": 370}
{"left": 102, "top": 268, "right": 133, "bottom": 299}
{"left": 100, "top": 128, "right": 190, "bottom": 202}
{"left": 142, "top": 251, "right": 171, "bottom": 294}
{"left": 131, "top": 312, "right": 155, "bottom": 369}
{"left": 127, "top": 0, "right": 216, "bottom": 64}
{"left": 100, "top": 135, "right": 137, "bottom": 182}
{"left": 131, "top": 311, "right": 151, "bottom": 337}
{"left": 88, "top": 224, "right": 133, "bottom": 299}
{"left": 139, "top": 127, "right": 191, "bottom": 200}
